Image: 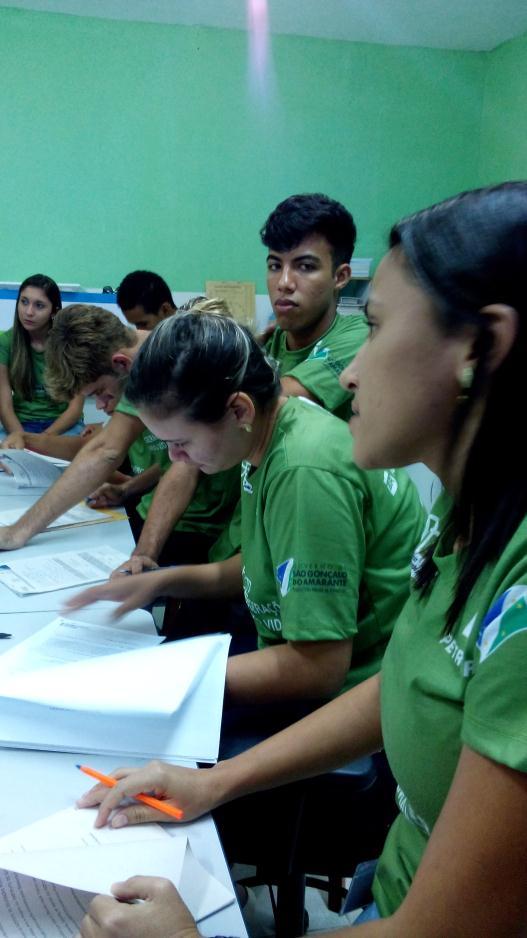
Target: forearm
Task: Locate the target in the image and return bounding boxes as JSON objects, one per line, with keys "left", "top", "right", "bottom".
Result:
{"left": 157, "top": 554, "right": 243, "bottom": 600}
{"left": 45, "top": 395, "right": 84, "bottom": 434}
{"left": 226, "top": 640, "right": 352, "bottom": 705}
{"left": 210, "top": 674, "right": 383, "bottom": 804}
{"left": 23, "top": 431, "right": 84, "bottom": 460}
{"left": 8, "top": 437, "right": 128, "bottom": 544}
{"left": 121, "top": 465, "right": 161, "bottom": 499}
{"left": 0, "top": 399, "right": 23, "bottom": 434}
{"left": 133, "top": 463, "right": 200, "bottom": 560}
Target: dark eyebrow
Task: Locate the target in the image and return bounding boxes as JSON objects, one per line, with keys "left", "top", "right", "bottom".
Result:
{"left": 294, "top": 253, "right": 319, "bottom": 262}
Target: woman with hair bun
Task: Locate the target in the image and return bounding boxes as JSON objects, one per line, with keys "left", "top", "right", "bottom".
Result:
{"left": 67, "top": 310, "right": 421, "bottom": 708}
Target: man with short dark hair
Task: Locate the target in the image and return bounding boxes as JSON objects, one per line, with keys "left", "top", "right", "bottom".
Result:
{"left": 261, "top": 192, "right": 367, "bottom": 420}
{"left": 116, "top": 270, "right": 177, "bottom": 331}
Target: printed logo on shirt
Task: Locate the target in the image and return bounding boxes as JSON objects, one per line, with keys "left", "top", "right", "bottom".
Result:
{"left": 276, "top": 559, "right": 348, "bottom": 593}
{"left": 383, "top": 469, "right": 398, "bottom": 496}
{"left": 241, "top": 460, "right": 253, "bottom": 494}
{"left": 476, "top": 585, "right": 527, "bottom": 663}
{"left": 276, "top": 558, "right": 295, "bottom": 596}
{"left": 308, "top": 341, "right": 330, "bottom": 361}
{"left": 243, "top": 566, "right": 282, "bottom": 631}
{"left": 143, "top": 432, "right": 168, "bottom": 452}
{"left": 411, "top": 512, "right": 441, "bottom": 579}
{"left": 396, "top": 785, "right": 430, "bottom": 836}
{"left": 439, "top": 630, "right": 474, "bottom": 677}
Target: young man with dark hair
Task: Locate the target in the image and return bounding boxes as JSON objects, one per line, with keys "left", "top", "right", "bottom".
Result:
{"left": 116, "top": 270, "right": 177, "bottom": 331}
{"left": 261, "top": 192, "right": 367, "bottom": 420}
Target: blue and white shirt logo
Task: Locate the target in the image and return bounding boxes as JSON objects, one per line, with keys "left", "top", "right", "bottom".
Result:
{"left": 241, "top": 460, "right": 253, "bottom": 494}
{"left": 307, "top": 341, "right": 329, "bottom": 361}
{"left": 476, "top": 585, "right": 527, "bottom": 663}
{"left": 276, "top": 558, "right": 294, "bottom": 597}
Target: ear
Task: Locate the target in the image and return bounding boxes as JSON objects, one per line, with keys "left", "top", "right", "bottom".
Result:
{"left": 225, "top": 391, "right": 256, "bottom": 428}
{"left": 334, "top": 262, "right": 352, "bottom": 293}
{"left": 478, "top": 304, "right": 518, "bottom": 375}
{"left": 111, "top": 352, "right": 133, "bottom": 375}
{"left": 160, "top": 301, "right": 174, "bottom": 319}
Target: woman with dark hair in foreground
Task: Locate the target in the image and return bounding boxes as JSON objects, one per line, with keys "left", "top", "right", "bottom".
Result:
{"left": 78, "top": 182, "right": 527, "bottom": 937}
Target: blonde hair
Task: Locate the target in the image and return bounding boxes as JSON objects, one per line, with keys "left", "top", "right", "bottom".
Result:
{"left": 178, "top": 296, "right": 232, "bottom": 316}
{"left": 45, "top": 304, "right": 135, "bottom": 401}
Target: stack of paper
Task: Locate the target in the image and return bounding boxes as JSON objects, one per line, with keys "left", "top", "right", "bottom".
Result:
{"left": 0, "top": 448, "right": 69, "bottom": 489}
{"left": 0, "top": 545, "right": 128, "bottom": 595}
{"left": 0, "top": 806, "right": 233, "bottom": 936}
{"left": 0, "top": 618, "right": 230, "bottom": 763}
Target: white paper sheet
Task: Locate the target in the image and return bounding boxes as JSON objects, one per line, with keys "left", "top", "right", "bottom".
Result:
{"left": 0, "top": 449, "right": 68, "bottom": 489}
{"left": 0, "top": 617, "right": 163, "bottom": 677}
{"left": 0, "top": 806, "right": 234, "bottom": 934}
{"left": 0, "top": 546, "right": 129, "bottom": 595}
{"left": 0, "top": 502, "right": 126, "bottom": 529}
{"left": 0, "top": 623, "right": 221, "bottom": 716}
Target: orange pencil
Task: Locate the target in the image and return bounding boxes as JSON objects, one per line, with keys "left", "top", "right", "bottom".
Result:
{"left": 76, "top": 764, "right": 184, "bottom": 820}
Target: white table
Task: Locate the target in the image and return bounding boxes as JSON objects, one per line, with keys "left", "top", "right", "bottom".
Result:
{"left": 0, "top": 477, "right": 135, "bottom": 613}
{"left": 0, "top": 485, "right": 247, "bottom": 937}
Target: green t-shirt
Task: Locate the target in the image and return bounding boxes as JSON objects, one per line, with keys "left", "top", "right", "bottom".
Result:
{"left": 210, "top": 311, "right": 368, "bottom": 562}
{"left": 0, "top": 328, "right": 68, "bottom": 423}
{"left": 373, "top": 493, "right": 527, "bottom": 915}
{"left": 239, "top": 397, "right": 424, "bottom": 691}
{"left": 265, "top": 311, "right": 368, "bottom": 421}
{"left": 115, "top": 396, "right": 240, "bottom": 537}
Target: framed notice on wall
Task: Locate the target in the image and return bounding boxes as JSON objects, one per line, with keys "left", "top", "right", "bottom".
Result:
{"left": 205, "top": 280, "right": 256, "bottom": 328}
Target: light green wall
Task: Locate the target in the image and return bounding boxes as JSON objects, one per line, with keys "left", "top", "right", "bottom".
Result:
{"left": 479, "top": 31, "right": 527, "bottom": 184}
{"left": 0, "top": 7, "right": 487, "bottom": 291}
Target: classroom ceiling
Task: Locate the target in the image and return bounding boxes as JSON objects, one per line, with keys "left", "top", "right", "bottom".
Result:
{"left": 2, "top": 0, "right": 527, "bottom": 51}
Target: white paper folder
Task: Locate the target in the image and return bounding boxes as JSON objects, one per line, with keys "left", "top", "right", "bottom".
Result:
{"left": 0, "top": 621, "right": 230, "bottom": 763}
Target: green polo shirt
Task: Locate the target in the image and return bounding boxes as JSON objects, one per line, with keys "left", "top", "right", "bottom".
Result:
{"left": 210, "top": 310, "right": 369, "bottom": 562}
{"left": 373, "top": 493, "right": 527, "bottom": 914}
{"left": 0, "top": 328, "right": 68, "bottom": 423}
{"left": 239, "top": 396, "right": 423, "bottom": 691}
{"left": 265, "top": 311, "right": 368, "bottom": 421}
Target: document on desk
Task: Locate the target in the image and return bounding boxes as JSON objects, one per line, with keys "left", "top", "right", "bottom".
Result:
{"left": 0, "top": 806, "right": 234, "bottom": 935}
{"left": 0, "top": 448, "right": 69, "bottom": 489}
{"left": 0, "top": 620, "right": 230, "bottom": 762}
{"left": 0, "top": 501, "right": 127, "bottom": 528}
{"left": 0, "top": 545, "right": 129, "bottom": 595}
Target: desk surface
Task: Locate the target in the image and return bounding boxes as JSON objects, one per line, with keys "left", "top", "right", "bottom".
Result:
{"left": 0, "top": 484, "right": 247, "bottom": 937}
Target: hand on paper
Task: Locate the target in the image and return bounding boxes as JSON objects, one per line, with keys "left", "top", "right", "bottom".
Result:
{"left": 2, "top": 431, "right": 25, "bottom": 450}
{"left": 110, "top": 553, "right": 160, "bottom": 578}
{"left": 63, "top": 569, "right": 167, "bottom": 618}
{"left": 78, "top": 876, "right": 199, "bottom": 938}
{"left": 77, "top": 761, "right": 216, "bottom": 828}
{"left": 0, "top": 524, "right": 27, "bottom": 551}
{"left": 87, "top": 483, "right": 127, "bottom": 509}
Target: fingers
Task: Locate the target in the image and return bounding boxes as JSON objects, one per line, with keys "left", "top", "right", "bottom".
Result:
{"left": 111, "top": 555, "right": 159, "bottom": 579}
{"left": 111, "top": 875, "right": 176, "bottom": 901}
{"left": 63, "top": 583, "right": 114, "bottom": 612}
{"left": 79, "top": 763, "right": 170, "bottom": 828}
